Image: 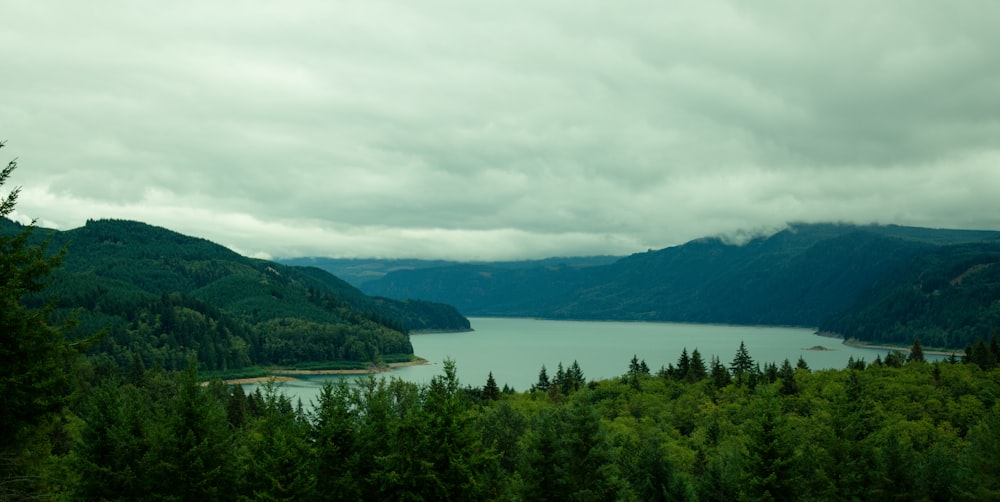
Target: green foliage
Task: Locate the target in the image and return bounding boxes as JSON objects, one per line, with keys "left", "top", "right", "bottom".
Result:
{"left": 10, "top": 217, "right": 472, "bottom": 373}
{"left": 11, "top": 340, "right": 996, "bottom": 500}
{"left": 822, "top": 242, "right": 1000, "bottom": 349}
{"left": 0, "top": 145, "right": 88, "bottom": 496}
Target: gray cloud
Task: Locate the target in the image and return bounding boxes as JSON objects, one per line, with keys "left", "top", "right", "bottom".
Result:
{"left": 3, "top": 1, "right": 1000, "bottom": 260}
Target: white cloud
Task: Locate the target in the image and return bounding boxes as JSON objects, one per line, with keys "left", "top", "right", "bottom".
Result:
{"left": 3, "top": 1, "right": 1000, "bottom": 260}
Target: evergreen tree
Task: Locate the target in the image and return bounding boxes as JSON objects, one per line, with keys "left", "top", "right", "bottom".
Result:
{"left": 0, "top": 145, "right": 87, "bottom": 494}
{"left": 72, "top": 382, "right": 152, "bottom": 500}
{"left": 710, "top": 356, "right": 731, "bottom": 388}
{"left": 795, "top": 356, "right": 810, "bottom": 372}
{"left": 312, "top": 379, "right": 361, "bottom": 500}
{"left": 555, "top": 362, "right": 567, "bottom": 393}
{"left": 567, "top": 360, "right": 585, "bottom": 392}
{"left": 483, "top": 371, "right": 501, "bottom": 401}
{"left": 628, "top": 354, "right": 645, "bottom": 376}
{"left": 741, "top": 390, "right": 800, "bottom": 502}
{"left": 519, "top": 403, "right": 623, "bottom": 501}
{"left": 676, "top": 348, "right": 691, "bottom": 380}
{"left": 688, "top": 349, "right": 708, "bottom": 382}
{"left": 908, "top": 337, "right": 925, "bottom": 363}
{"left": 147, "top": 363, "right": 238, "bottom": 501}
{"left": 533, "top": 365, "right": 550, "bottom": 392}
{"left": 730, "top": 341, "right": 754, "bottom": 385}
{"left": 883, "top": 350, "right": 905, "bottom": 368}
{"left": 778, "top": 359, "right": 798, "bottom": 396}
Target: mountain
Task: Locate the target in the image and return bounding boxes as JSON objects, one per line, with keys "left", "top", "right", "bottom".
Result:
{"left": 277, "top": 256, "right": 620, "bottom": 288}
{"left": 9, "top": 218, "right": 469, "bottom": 372}
{"left": 820, "top": 241, "right": 1000, "bottom": 349}
{"left": 361, "top": 223, "right": 1000, "bottom": 347}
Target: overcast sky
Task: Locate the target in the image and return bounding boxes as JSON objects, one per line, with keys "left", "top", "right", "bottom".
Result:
{"left": 3, "top": 1, "right": 1000, "bottom": 260}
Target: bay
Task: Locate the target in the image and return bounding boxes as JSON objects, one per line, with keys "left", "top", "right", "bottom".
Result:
{"left": 249, "top": 317, "right": 935, "bottom": 406}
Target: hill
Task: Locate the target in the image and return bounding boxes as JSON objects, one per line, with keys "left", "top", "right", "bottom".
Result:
{"left": 9, "top": 218, "right": 469, "bottom": 372}
{"left": 277, "top": 256, "right": 620, "bottom": 288}
{"left": 820, "top": 241, "right": 1000, "bottom": 349}
{"left": 361, "top": 223, "right": 1000, "bottom": 348}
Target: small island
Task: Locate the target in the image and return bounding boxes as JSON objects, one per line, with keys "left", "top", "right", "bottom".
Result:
{"left": 804, "top": 345, "right": 835, "bottom": 351}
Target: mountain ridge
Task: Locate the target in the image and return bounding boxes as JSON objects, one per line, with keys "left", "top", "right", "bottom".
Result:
{"left": 5, "top": 217, "right": 470, "bottom": 372}
{"left": 357, "top": 222, "right": 1000, "bottom": 349}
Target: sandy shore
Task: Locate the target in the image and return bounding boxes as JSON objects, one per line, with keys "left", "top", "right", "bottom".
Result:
{"left": 218, "top": 358, "right": 430, "bottom": 385}
{"left": 840, "top": 338, "right": 957, "bottom": 356}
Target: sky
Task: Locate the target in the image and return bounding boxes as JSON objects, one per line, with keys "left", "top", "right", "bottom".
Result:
{"left": 3, "top": 1, "right": 1000, "bottom": 261}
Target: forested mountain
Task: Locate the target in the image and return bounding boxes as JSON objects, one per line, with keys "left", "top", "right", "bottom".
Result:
{"left": 821, "top": 241, "right": 1000, "bottom": 349}
{"left": 362, "top": 223, "right": 1000, "bottom": 348}
{"left": 5, "top": 218, "right": 469, "bottom": 372}
{"left": 278, "top": 255, "right": 620, "bottom": 288}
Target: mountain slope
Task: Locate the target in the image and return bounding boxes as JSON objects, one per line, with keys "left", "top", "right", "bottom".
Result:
{"left": 362, "top": 223, "right": 1000, "bottom": 344}
{"left": 278, "top": 256, "right": 620, "bottom": 288}
{"left": 13, "top": 218, "right": 469, "bottom": 372}
{"left": 820, "top": 242, "right": 1000, "bottom": 349}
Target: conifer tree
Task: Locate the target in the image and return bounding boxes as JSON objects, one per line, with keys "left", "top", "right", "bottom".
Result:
{"left": 779, "top": 359, "right": 798, "bottom": 395}
{"left": 730, "top": 341, "right": 754, "bottom": 385}
{"left": 710, "top": 356, "right": 731, "bottom": 388}
{"left": 688, "top": 348, "right": 708, "bottom": 382}
{"left": 796, "top": 356, "right": 810, "bottom": 372}
{"left": 483, "top": 371, "right": 501, "bottom": 401}
{"left": 555, "top": 362, "right": 567, "bottom": 393}
{"left": 0, "top": 144, "right": 87, "bottom": 494}
{"left": 908, "top": 337, "right": 925, "bottom": 363}
{"left": 676, "top": 348, "right": 691, "bottom": 380}
{"left": 533, "top": 365, "right": 550, "bottom": 392}
{"left": 567, "top": 360, "right": 585, "bottom": 392}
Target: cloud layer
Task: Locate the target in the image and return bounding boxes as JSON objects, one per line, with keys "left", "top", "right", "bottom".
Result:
{"left": 4, "top": 1, "right": 1000, "bottom": 260}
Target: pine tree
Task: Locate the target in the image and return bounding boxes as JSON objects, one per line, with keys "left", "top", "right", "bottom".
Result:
{"left": 555, "top": 362, "right": 567, "bottom": 393}
{"left": 741, "top": 390, "right": 800, "bottom": 502}
{"left": 312, "top": 380, "right": 361, "bottom": 500}
{"left": 779, "top": 359, "right": 798, "bottom": 396}
{"left": 730, "top": 341, "right": 754, "bottom": 385}
{"left": 484, "top": 371, "right": 501, "bottom": 401}
{"left": 710, "top": 356, "right": 731, "bottom": 388}
{"left": 676, "top": 348, "right": 691, "bottom": 380}
{"left": 0, "top": 144, "right": 87, "bottom": 494}
{"left": 533, "top": 365, "right": 550, "bottom": 392}
{"left": 908, "top": 337, "right": 925, "bottom": 363}
{"left": 795, "top": 356, "right": 810, "bottom": 372}
{"left": 688, "top": 349, "right": 708, "bottom": 382}
{"left": 567, "top": 360, "right": 585, "bottom": 392}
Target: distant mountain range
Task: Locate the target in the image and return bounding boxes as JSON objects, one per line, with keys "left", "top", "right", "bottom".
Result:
{"left": 5, "top": 218, "right": 469, "bottom": 373}
{"left": 295, "top": 223, "right": 999, "bottom": 350}
{"left": 277, "top": 256, "right": 621, "bottom": 288}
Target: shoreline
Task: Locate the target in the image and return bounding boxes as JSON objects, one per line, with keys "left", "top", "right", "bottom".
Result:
{"left": 217, "top": 358, "right": 430, "bottom": 385}
{"left": 818, "top": 331, "right": 958, "bottom": 356}
{"left": 840, "top": 338, "right": 957, "bottom": 356}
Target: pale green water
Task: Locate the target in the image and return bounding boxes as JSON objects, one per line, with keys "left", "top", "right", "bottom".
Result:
{"left": 250, "top": 317, "right": 932, "bottom": 405}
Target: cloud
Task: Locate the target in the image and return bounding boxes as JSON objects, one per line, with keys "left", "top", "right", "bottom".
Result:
{"left": 3, "top": 1, "right": 1000, "bottom": 260}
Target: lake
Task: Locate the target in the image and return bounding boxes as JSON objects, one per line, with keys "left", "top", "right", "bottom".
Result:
{"left": 249, "top": 317, "right": 932, "bottom": 405}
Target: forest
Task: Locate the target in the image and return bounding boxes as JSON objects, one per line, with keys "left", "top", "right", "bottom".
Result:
{"left": 0, "top": 215, "right": 469, "bottom": 374}
{"left": 820, "top": 242, "right": 1000, "bottom": 350}
{"left": 361, "top": 224, "right": 1000, "bottom": 350}
{"left": 7, "top": 338, "right": 1000, "bottom": 500}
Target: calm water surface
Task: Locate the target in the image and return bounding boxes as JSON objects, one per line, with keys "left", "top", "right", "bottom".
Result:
{"left": 252, "top": 317, "right": 930, "bottom": 405}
